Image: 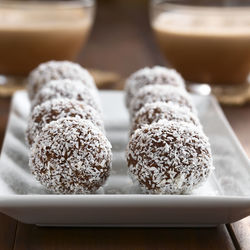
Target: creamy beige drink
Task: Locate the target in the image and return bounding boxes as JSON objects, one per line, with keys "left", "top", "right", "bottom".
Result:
{"left": 152, "top": 9, "right": 250, "bottom": 85}
{"left": 0, "top": 3, "right": 94, "bottom": 75}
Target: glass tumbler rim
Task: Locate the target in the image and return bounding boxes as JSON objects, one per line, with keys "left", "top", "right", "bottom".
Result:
{"left": 0, "top": 0, "right": 96, "bottom": 10}
{"left": 150, "top": 0, "right": 250, "bottom": 8}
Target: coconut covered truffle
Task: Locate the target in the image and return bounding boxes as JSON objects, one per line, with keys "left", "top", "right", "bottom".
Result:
{"left": 31, "top": 79, "right": 102, "bottom": 113}
{"left": 131, "top": 102, "right": 200, "bottom": 135}
{"left": 29, "top": 117, "right": 112, "bottom": 194}
{"left": 27, "top": 60, "right": 97, "bottom": 100}
{"left": 26, "top": 98, "right": 104, "bottom": 147}
{"left": 125, "top": 66, "right": 185, "bottom": 108}
{"left": 127, "top": 120, "right": 213, "bottom": 194}
{"left": 129, "top": 85, "right": 195, "bottom": 119}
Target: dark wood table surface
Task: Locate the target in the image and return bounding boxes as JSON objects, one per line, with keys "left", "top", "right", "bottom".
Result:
{"left": 0, "top": 1, "right": 250, "bottom": 249}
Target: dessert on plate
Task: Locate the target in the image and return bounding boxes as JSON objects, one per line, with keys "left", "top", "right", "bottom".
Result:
{"left": 26, "top": 61, "right": 111, "bottom": 194}
{"left": 125, "top": 66, "right": 213, "bottom": 194}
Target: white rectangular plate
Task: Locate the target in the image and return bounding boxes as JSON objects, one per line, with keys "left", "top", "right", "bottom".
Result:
{"left": 0, "top": 90, "right": 249, "bottom": 227}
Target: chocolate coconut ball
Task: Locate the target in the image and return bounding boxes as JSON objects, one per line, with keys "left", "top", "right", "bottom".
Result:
{"left": 131, "top": 102, "right": 200, "bottom": 135}
{"left": 26, "top": 98, "right": 104, "bottom": 147}
{"left": 129, "top": 85, "right": 195, "bottom": 119}
{"left": 28, "top": 60, "right": 97, "bottom": 100}
{"left": 125, "top": 66, "right": 185, "bottom": 108}
{"left": 29, "top": 117, "right": 112, "bottom": 194}
{"left": 127, "top": 120, "right": 213, "bottom": 194}
{"left": 31, "top": 79, "right": 102, "bottom": 113}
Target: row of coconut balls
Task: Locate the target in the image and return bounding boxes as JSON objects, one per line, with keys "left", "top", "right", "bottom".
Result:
{"left": 26, "top": 61, "right": 112, "bottom": 194}
{"left": 125, "top": 66, "right": 214, "bottom": 194}
{"left": 24, "top": 61, "right": 213, "bottom": 195}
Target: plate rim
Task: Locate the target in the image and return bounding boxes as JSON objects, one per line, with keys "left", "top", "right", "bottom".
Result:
{"left": 0, "top": 90, "right": 249, "bottom": 201}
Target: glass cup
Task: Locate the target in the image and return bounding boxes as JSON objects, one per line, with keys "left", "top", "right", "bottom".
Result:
{"left": 150, "top": 0, "right": 250, "bottom": 104}
{"left": 0, "top": 0, "right": 95, "bottom": 94}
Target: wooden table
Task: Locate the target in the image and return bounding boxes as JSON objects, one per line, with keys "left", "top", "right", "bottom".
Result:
{"left": 0, "top": 1, "right": 249, "bottom": 249}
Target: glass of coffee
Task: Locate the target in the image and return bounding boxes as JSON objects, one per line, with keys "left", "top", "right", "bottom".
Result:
{"left": 150, "top": 0, "right": 250, "bottom": 104}
{"left": 0, "top": 0, "right": 95, "bottom": 94}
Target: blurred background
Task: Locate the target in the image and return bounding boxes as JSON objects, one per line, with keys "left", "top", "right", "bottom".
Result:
{"left": 81, "top": 0, "right": 162, "bottom": 76}
{"left": 0, "top": 0, "right": 163, "bottom": 94}
{"left": 0, "top": 0, "right": 250, "bottom": 104}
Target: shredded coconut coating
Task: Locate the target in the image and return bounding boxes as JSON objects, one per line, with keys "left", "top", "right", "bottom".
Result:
{"left": 29, "top": 117, "right": 112, "bottom": 194}
{"left": 127, "top": 120, "right": 213, "bottom": 194}
{"left": 129, "top": 85, "right": 195, "bottom": 119}
{"left": 27, "top": 60, "right": 97, "bottom": 100}
{"left": 26, "top": 98, "right": 105, "bottom": 147}
{"left": 125, "top": 66, "right": 185, "bottom": 108}
{"left": 31, "top": 79, "right": 102, "bottom": 114}
{"left": 131, "top": 102, "right": 201, "bottom": 135}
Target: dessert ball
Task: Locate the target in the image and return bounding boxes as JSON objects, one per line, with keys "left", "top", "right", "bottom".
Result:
{"left": 129, "top": 85, "right": 195, "bottom": 119}
{"left": 29, "top": 117, "right": 112, "bottom": 194}
{"left": 131, "top": 102, "right": 201, "bottom": 135}
{"left": 27, "top": 60, "right": 97, "bottom": 100}
{"left": 127, "top": 120, "right": 213, "bottom": 194}
{"left": 31, "top": 79, "right": 102, "bottom": 113}
{"left": 125, "top": 66, "right": 185, "bottom": 108}
{"left": 26, "top": 98, "right": 104, "bottom": 147}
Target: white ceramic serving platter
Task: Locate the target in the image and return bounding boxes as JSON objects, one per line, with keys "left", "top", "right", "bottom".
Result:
{"left": 0, "top": 90, "right": 249, "bottom": 227}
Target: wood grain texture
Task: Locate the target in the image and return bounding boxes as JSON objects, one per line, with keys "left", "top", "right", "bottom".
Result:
{"left": 228, "top": 217, "right": 250, "bottom": 250}
{"left": 13, "top": 224, "right": 234, "bottom": 250}
{"left": 0, "top": 214, "right": 17, "bottom": 250}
